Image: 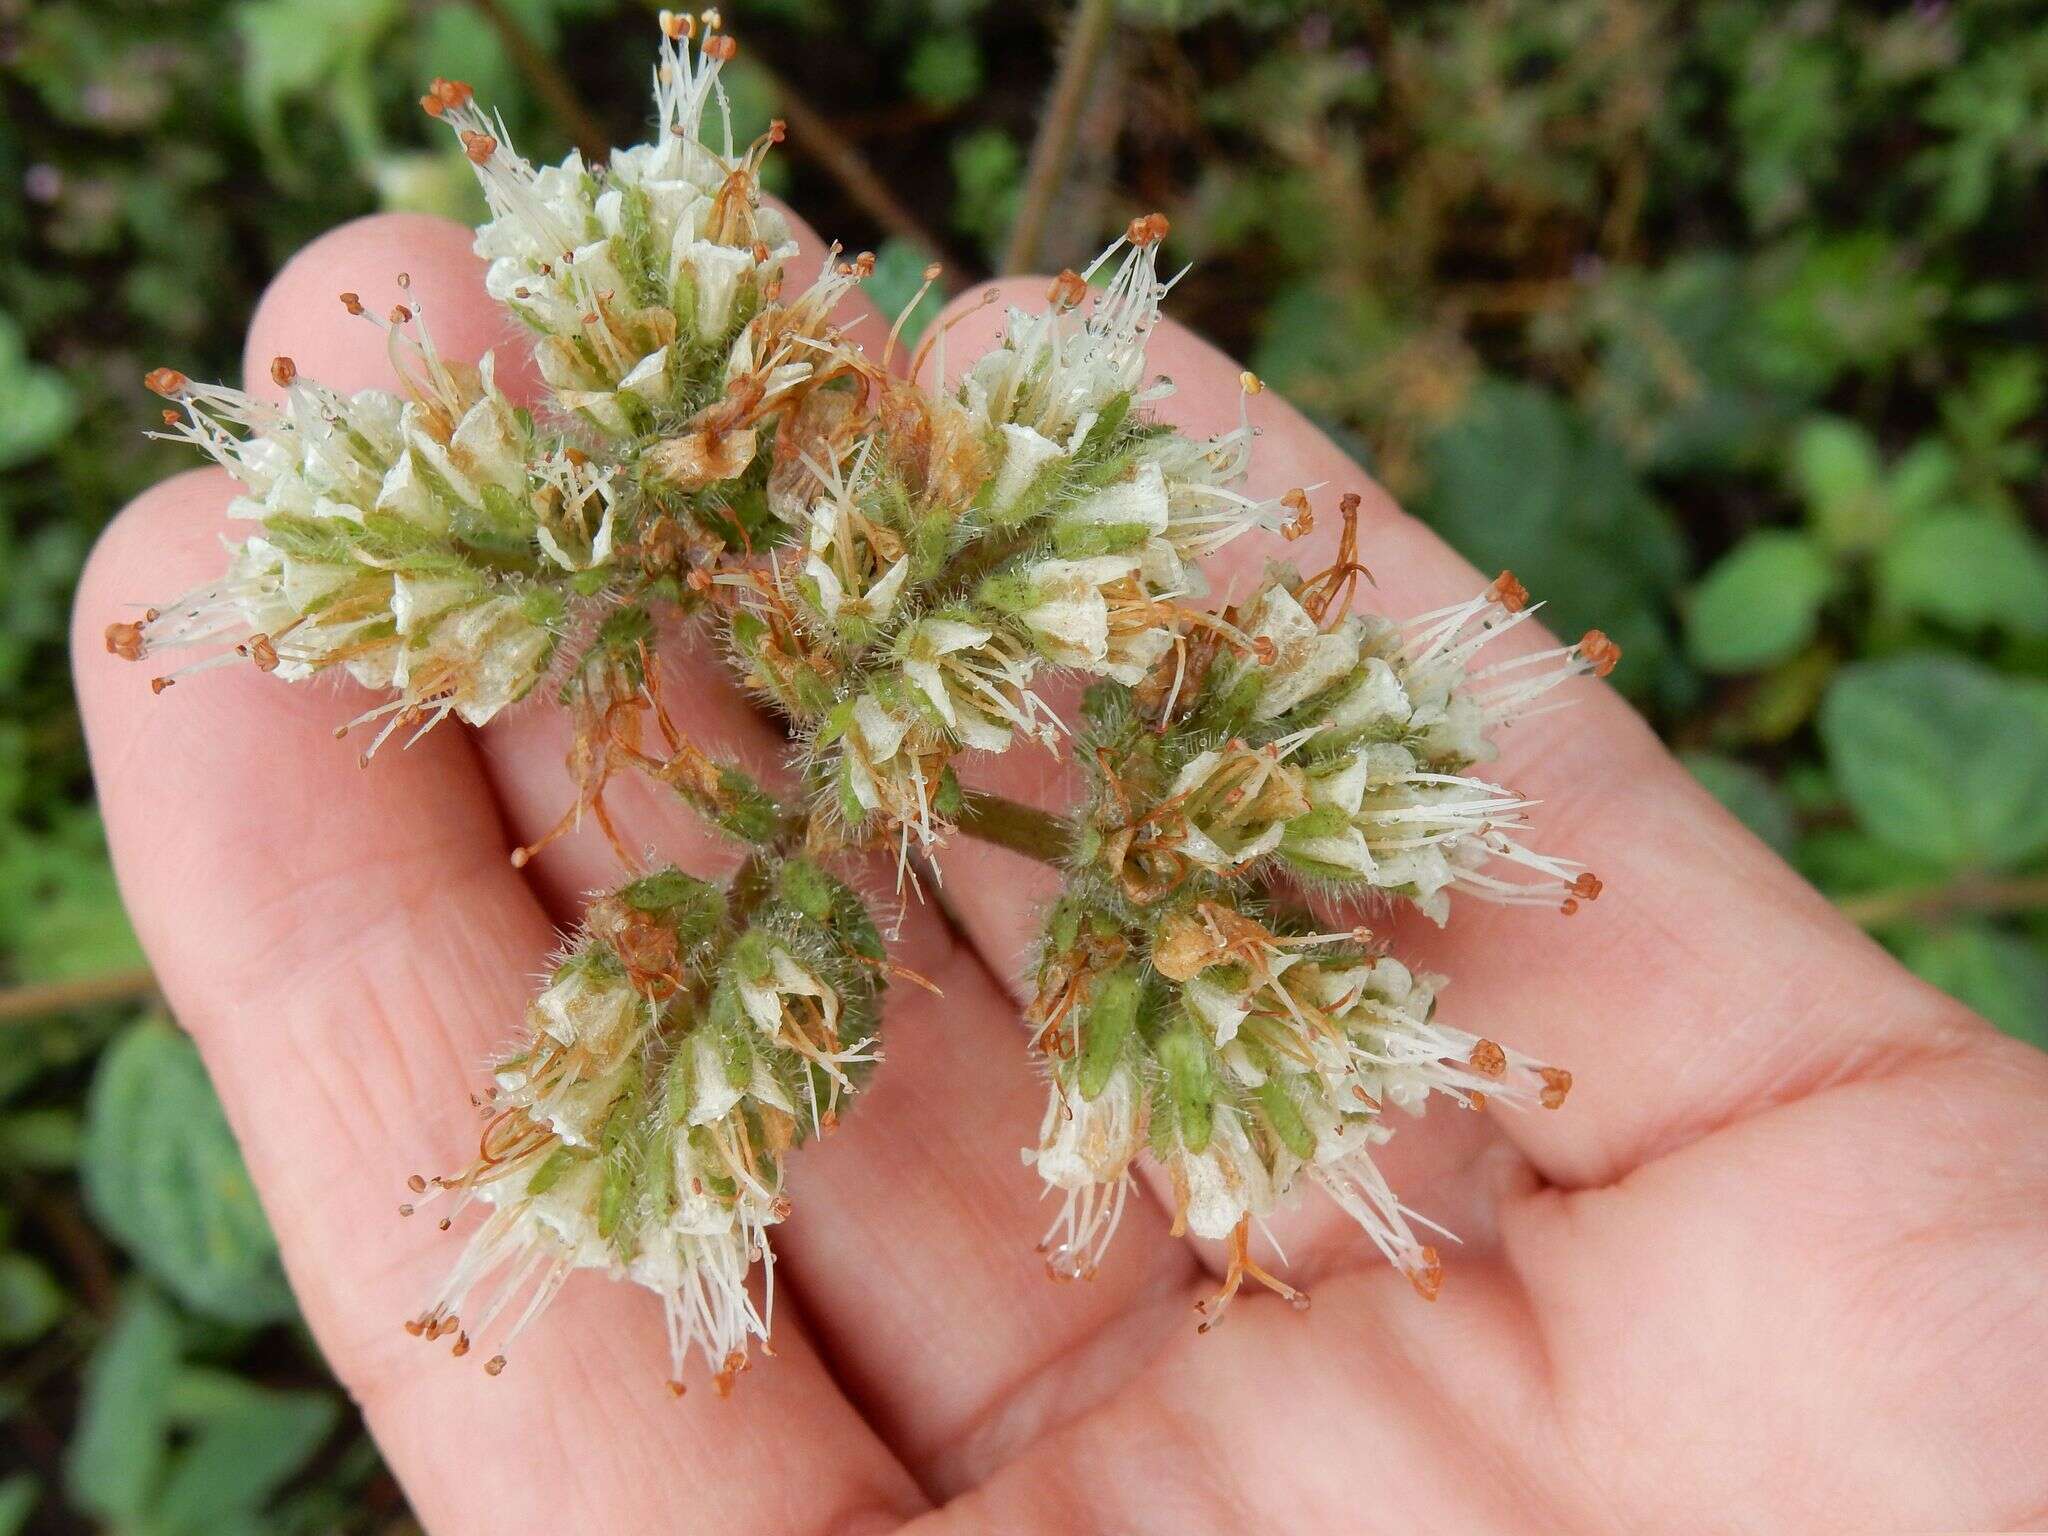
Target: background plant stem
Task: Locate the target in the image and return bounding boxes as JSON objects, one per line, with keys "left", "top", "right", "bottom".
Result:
{"left": 467, "top": 0, "right": 611, "bottom": 161}
{"left": 955, "top": 790, "right": 1076, "bottom": 864}
{"left": 1838, "top": 875, "right": 2048, "bottom": 929}
{"left": 1002, "top": 0, "right": 1118, "bottom": 275}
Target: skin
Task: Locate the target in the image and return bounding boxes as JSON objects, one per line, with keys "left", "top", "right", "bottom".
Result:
{"left": 72, "top": 210, "right": 2048, "bottom": 1535}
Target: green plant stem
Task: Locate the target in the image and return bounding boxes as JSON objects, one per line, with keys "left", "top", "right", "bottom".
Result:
{"left": 1838, "top": 874, "right": 2048, "bottom": 929}
{"left": 956, "top": 790, "right": 1076, "bottom": 864}
{"left": 1002, "top": 0, "right": 1119, "bottom": 275}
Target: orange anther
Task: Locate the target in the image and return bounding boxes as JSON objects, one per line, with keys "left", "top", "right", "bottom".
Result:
{"left": 1409, "top": 1247, "right": 1443, "bottom": 1301}
{"left": 1126, "top": 212, "right": 1170, "bottom": 247}
{"left": 1467, "top": 1039, "right": 1507, "bottom": 1079}
{"left": 1577, "top": 629, "right": 1621, "bottom": 677}
{"left": 1487, "top": 570, "right": 1529, "bottom": 612}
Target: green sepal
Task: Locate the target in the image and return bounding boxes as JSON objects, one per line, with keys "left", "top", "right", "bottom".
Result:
{"left": 524, "top": 1144, "right": 583, "bottom": 1198}
{"left": 1078, "top": 965, "right": 1142, "bottom": 1099}
{"left": 1156, "top": 1026, "right": 1216, "bottom": 1154}
{"left": 1256, "top": 1080, "right": 1316, "bottom": 1161}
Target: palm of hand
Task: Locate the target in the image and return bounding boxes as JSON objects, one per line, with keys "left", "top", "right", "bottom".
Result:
{"left": 75, "top": 212, "right": 2048, "bottom": 1535}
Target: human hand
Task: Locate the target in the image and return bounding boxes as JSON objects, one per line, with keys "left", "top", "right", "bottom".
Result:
{"left": 74, "top": 209, "right": 2048, "bottom": 1534}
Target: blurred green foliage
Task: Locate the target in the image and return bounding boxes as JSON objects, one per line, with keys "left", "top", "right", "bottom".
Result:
{"left": 1, "top": 0, "right": 2043, "bottom": 1527}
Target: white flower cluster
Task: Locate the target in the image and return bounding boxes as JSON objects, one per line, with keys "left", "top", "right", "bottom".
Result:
{"left": 1022, "top": 558, "right": 1611, "bottom": 1304}
{"left": 1145, "top": 573, "right": 1617, "bottom": 919}
{"left": 756, "top": 221, "right": 1302, "bottom": 869}
{"left": 408, "top": 864, "right": 881, "bottom": 1390}
{"left": 1029, "top": 906, "right": 1570, "bottom": 1298}
{"left": 114, "top": 16, "right": 1622, "bottom": 1381}
{"left": 117, "top": 348, "right": 582, "bottom": 751}
{"left": 422, "top": 21, "right": 797, "bottom": 439}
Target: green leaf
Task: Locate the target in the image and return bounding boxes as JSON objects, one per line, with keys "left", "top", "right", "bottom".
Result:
{"left": 1789, "top": 416, "right": 1886, "bottom": 554}
{"left": 66, "top": 1286, "right": 180, "bottom": 1523}
{"left": 83, "top": 1022, "right": 294, "bottom": 1326}
{"left": 903, "top": 30, "right": 982, "bottom": 109}
{"left": 0, "top": 1473, "right": 36, "bottom": 1536}
{"left": 951, "top": 128, "right": 1024, "bottom": 253}
{"left": 0, "top": 1251, "right": 66, "bottom": 1345}
{"left": 0, "top": 810, "right": 143, "bottom": 985}
{"left": 1876, "top": 510, "right": 2048, "bottom": 635}
{"left": 0, "top": 312, "right": 79, "bottom": 472}
{"left": 1819, "top": 656, "right": 2048, "bottom": 871}
{"left": 233, "top": 0, "right": 404, "bottom": 183}
{"left": 153, "top": 1380, "right": 339, "bottom": 1534}
{"left": 1897, "top": 924, "right": 2048, "bottom": 1049}
{"left": 1685, "top": 530, "right": 1834, "bottom": 673}
{"left": 1417, "top": 380, "right": 1685, "bottom": 698}
{"left": 1680, "top": 751, "right": 1797, "bottom": 855}
{"left": 1754, "top": 233, "right": 1948, "bottom": 394}
{"left": 1793, "top": 826, "right": 1947, "bottom": 903}
{"left": 0, "top": 1106, "right": 83, "bottom": 1169}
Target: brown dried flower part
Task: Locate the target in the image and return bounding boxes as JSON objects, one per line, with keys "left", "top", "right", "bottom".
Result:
{"left": 586, "top": 895, "right": 685, "bottom": 997}
{"left": 237, "top": 634, "right": 280, "bottom": 673}
{"left": 104, "top": 621, "right": 145, "bottom": 662}
{"left": 1559, "top": 871, "right": 1604, "bottom": 916}
{"left": 874, "top": 379, "right": 989, "bottom": 513}
{"left": 1539, "top": 1067, "right": 1574, "bottom": 1110}
{"left": 1409, "top": 1246, "right": 1444, "bottom": 1302}
{"left": 645, "top": 424, "right": 759, "bottom": 491}
{"left": 1281, "top": 487, "right": 1314, "bottom": 542}
{"left": 1151, "top": 904, "right": 1247, "bottom": 982}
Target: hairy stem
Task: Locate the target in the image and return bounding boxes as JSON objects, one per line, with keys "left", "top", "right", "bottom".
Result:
{"left": 1002, "top": 0, "right": 1118, "bottom": 275}
{"left": 956, "top": 790, "right": 1076, "bottom": 864}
